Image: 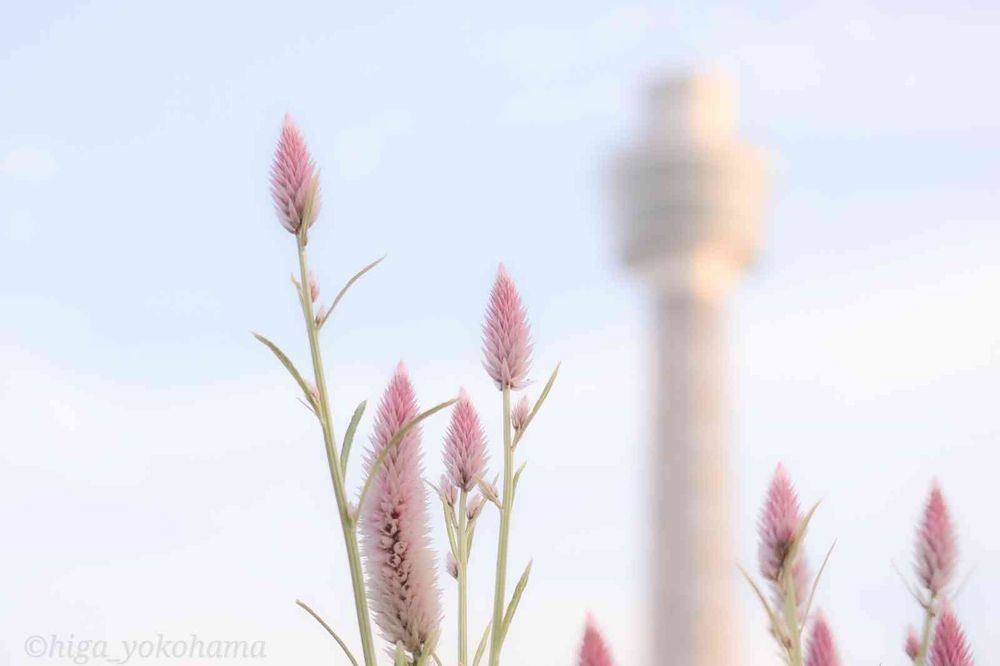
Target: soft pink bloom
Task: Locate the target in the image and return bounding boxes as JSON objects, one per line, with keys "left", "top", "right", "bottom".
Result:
{"left": 360, "top": 363, "right": 441, "bottom": 655}
{"left": 905, "top": 625, "right": 921, "bottom": 661}
{"left": 511, "top": 395, "right": 531, "bottom": 431}
{"left": 578, "top": 615, "right": 614, "bottom": 666}
{"left": 916, "top": 483, "right": 957, "bottom": 595}
{"left": 270, "top": 114, "right": 320, "bottom": 236}
{"left": 442, "top": 389, "right": 488, "bottom": 492}
{"left": 482, "top": 264, "right": 532, "bottom": 390}
{"left": 805, "top": 614, "right": 841, "bottom": 666}
{"left": 757, "top": 464, "right": 809, "bottom": 608}
{"left": 929, "top": 606, "right": 974, "bottom": 666}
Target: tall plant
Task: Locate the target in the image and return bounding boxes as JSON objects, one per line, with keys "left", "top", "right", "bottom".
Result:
{"left": 255, "top": 115, "right": 557, "bottom": 666}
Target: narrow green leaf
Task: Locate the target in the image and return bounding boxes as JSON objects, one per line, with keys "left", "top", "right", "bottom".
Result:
{"left": 341, "top": 400, "right": 367, "bottom": 475}
{"left": 438, "top": 495, "right": 459, "bottom": 555}
{"left": 466, "top": 518, "right": 478, "bottom": 554}
{"left": 510, "top": 461, "right": 527, "bottom": 506}
{"left": 511, "top": 363, "right": 560, "bottom": 448}
{"left": 295, "top": 600, "right": 360, "bottom": 666}
{"left": 253, "top": 333, "right": 314, "bottom": 407}
{"left": 739, "top": 565, "right": 785, "bottom": 647}
{"left": 500, "top": 560, "right": 533, "bottom": 643}
{"left": 354, "top": 398, "right": 457, "bottom": 526}
{"left": 318, "top": 255, "right": 386, "bottom": 329}
{"left": 786, "top": 501, "right": 820, "bottom": 568}
{"left": 472, "top": 622, "right": 492, "bottom": 666}
{"left": 804, "top": 540, "right": 836, "bottom": 619}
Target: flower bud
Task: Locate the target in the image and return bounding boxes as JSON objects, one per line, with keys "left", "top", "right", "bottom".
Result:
{"left": 308, "top": 271, "right": 320, "bottom": 303}
{"left": 437, "top": 474, "right": 457, "bottom": 507}
{"left": 512, "top": 395, "right": 531, "bottom": 432}
{"left": 467, "top": 493, "right": 486, "bottom": 521}
{"left": 905, "top": 626, "right": 920, "bottom": 661}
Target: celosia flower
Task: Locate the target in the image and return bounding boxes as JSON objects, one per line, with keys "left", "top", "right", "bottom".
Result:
{"left": 578, "top": 615, "right": 614, "bottom": 666}
{"left": 482, "top": 264, "right": 532, "bottom": 390}
{"left": 929, "top": 606, "right": 974, "bottom": 666}
{"left": 757, "top": 464, "right": 809, "bottom": 608}
{"left": 446, "top": 553, "right": 458, "bottom": 580}
{"left": 442, "top": 389, "right": 488, "bottom": 492}
{"left": 905, "top": 626, "right": 920, "bottom": 661}
{"left": 360, "top": 363, "right": 441, "bottom": 656}
{"left": 916, "top": 483, "right": 957, "bottom": 595}
{"left": 511, "top": 395, "right": 530, "bottom": 432}
{"left": 805, "top": 614, "right": 841, "bottom": 666}
{"left": 270, "top": 114, "right": 320, "bottom": 236}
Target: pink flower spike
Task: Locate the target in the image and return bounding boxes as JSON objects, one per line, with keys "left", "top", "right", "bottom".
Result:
{"left": 805, "top": 614, "right": 841, "bottom": 666}
{"left": 757, "top": 464, "right": 799, "bottom": 580}
{"left": 511, "top": 395, "right": 531, "bottom": 432}
{"left": 906, "top": 626, "right": 921, "bottom": 661}
{"left": 482, "top": 264, "right": 532, "bottom": 390}
{"left": 442, "top": 389, "right": 488, "bottom": 492}
{"left": 578, "top": 615, "right": 614, "bottom": 666}
{"left": 929, "top": 606, "right": 974, "bottom": 666}
{"left": 916, "top": 482, "right": 958, "bottom": 595}
{"left": 270, "top": 114, "right": 320, "bottom": 237}
{"left": 360, "top": 363, "right": 441, "bottom": 656}
{"left": 757, "top": 465, "right": 809, "bottom": 603}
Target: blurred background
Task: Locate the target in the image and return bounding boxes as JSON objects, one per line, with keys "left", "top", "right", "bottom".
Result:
{"left": 2, "top": 1, "right": 998, "bottom": 664}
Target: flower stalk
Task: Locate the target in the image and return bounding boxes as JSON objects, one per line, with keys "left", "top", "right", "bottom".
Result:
{"left": 457, "top": 487, "right": 470, "bottom": 665}
{"left": 294, "top": 232, "right": 380, "bottom": 666}
{"left": 488, "top": 385, "right": 514, "bottom": 666}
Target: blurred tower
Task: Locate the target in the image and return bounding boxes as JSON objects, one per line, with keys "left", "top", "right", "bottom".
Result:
{"left": 614, "top": 74, "right": 767, "bottom": 665}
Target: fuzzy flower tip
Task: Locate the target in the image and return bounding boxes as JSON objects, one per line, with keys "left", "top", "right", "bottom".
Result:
{"left": 270, "top": 114, "right": 320, "bottom": 236}
{"left": 482, "top": 264, "right": 532, "bottom": 390}
{"left": 360, "top": 363, "right": 441, "bottom": 656}
{"left": 578, "top": 616, "right": 614, "bottom": 666}
{"left": 443, "top": 389, "right": 488, "bottom": 492}
{"left": 758, "top": 465, "right": 810, "bottom": 612}
{"left": 805, "top": 614, "right": 841, "bottom": 666}
{"left": 929, "top": 606, "right": 974, "bottom": 666}
{"left": 916, "top": 482, "right": 957, "bottom": 595}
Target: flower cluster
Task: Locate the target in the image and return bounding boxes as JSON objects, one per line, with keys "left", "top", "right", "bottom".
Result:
{"left": 257, "top": 115, "right": 563, "bottom": 666}
{"left": 747, "top": 466, "right": 975, "bottom": 666}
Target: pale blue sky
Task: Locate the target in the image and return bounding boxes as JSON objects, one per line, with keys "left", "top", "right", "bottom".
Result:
{"left": 2, "top": 1, "right": 999, "bottom": 665}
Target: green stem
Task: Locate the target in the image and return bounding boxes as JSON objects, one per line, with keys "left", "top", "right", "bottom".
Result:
{"left": 916, "top": 593, "right": 937, "bottom": 666}
{"left": 782, "top": 569, "right": 802, "bottom": 666}
{"left": 296, "top": 238, "right": 379, "bottom": 666}
{"left": 458, "top": 489, "right": 469, "bottom": 666}
{"left": 488, "top": 387, "right": 513, "bottom": 666}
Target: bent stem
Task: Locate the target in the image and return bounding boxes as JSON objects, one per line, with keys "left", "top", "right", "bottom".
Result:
{"left": 296, "top": 236, "right": 378, "bottom": 666}
{"left": 488, "top": 386, "right": 513, "bottom": 666}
